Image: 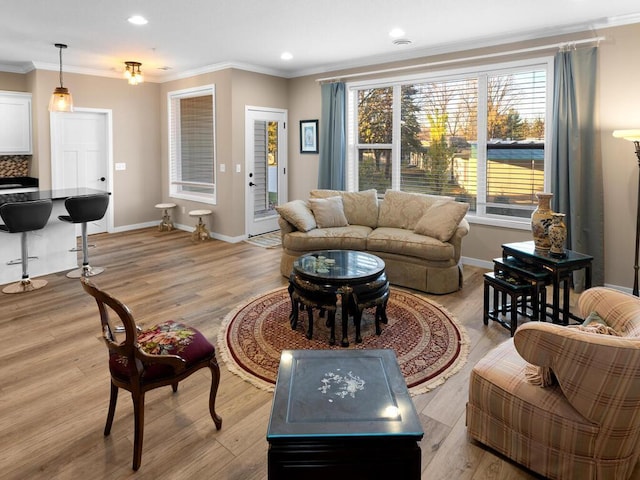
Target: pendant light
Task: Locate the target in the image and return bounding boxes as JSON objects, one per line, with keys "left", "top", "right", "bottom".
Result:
{"left": 48, "top": 43, "right": 74, "bottom": 112}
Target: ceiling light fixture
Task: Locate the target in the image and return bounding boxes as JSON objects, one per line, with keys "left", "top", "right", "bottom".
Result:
{"left": 389, "top": 28, "right": 405, "bottom": 38}
{"left": 128, "top": 15, "right": 148, "bottom": 25}
{"left": 48, "top": 43, "right": 73, "bottom": 112}
{"left": 392, "top": 38, "right": 412, "bottom": 46}
{"left": 124, "top": 61, "right": 144, "bottom": 85}
{"left": 280, "top": 52, "right": 293, "bottom": 61}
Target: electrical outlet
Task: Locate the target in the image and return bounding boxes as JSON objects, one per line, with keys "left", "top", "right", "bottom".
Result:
{"left": 220, "top": 163, "right": 226, "bottom": 172}
{"left": 236, "top": 164, "right": 241, "bottom": 173}
{"left": 182, "top": 206, "right": 186, "bottom": 214}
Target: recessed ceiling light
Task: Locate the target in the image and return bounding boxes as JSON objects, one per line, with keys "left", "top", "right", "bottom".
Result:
{"left": 128, "top": 15, "right": 148, "bottom": 25}
{"left": 389, "top": 28, "right": 405, "bottom": 38}
{"left": 281, "top": 52, "right": 293, "bottom": 61}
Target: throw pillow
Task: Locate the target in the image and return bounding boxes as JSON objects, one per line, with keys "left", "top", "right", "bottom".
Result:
{"left": 524, "top": 363, "right": 556, "bottom": 387}
{"left": 309, "top": 189, "right": 379, "bottom": 227}
{"left": 275, "top": 200, "right": 317, "bottom": 232}
{"left": 414, "top": 200, "right": 470, "bottom": 242}
{"left": 309, "top": 196, "right": 349, "bottom": 228}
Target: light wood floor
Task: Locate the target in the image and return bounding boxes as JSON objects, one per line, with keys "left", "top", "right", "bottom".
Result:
{"left": 1, "top": 227, "right": 638, "bottom": 480}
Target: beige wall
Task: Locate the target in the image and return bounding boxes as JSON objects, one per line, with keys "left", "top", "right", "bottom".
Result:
{"left": 159, "top": 69, "right": 288, "bottom": 239}
{"left": 1, "top": 22, "right": 638, "bottom": 288}
{"left": 284, "top": 24, "right": 640, "bottom": 291}
{"left": 2, "top": 69, "right": 162, "bottom": 229}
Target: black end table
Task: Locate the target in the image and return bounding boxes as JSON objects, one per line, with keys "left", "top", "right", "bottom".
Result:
{"left": 502, "top": 241, "right": 593, "bottom": 324}
{"left": 266, "top": 349, "right": 424, "bottom": 480}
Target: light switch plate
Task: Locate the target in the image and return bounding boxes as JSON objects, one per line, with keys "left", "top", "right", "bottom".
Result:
{"left": 115, "top": 163, "right": 126, "bottom": 171}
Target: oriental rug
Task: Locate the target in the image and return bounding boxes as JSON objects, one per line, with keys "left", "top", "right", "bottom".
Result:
{"left": 218, "top": 286, "right": 469, "bottom": 395}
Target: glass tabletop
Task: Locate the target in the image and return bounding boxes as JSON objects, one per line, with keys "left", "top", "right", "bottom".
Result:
{"left": 293, "top": 250, "right": 385, "bottom": 282}
{"left": 502, "top": 241, "right": 593, "bottom": 266}
{"left": 266, "top": 349, "right": 423, "bottom": 439}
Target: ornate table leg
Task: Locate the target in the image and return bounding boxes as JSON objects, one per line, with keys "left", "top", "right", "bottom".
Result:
{"left": 339, "top": 286, "right": 352, "bottom": 347}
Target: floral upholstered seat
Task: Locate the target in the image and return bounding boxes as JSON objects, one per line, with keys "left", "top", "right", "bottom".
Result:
{"left": 82, "top": 279, "right": 222, "bottom": 471}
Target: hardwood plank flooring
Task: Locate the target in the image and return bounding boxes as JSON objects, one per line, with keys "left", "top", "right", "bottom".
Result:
{"left": 0, "top": 227, "right": 638, "bottom": 479}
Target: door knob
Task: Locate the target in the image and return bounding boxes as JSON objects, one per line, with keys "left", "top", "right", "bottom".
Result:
{"left": 99, "top": 177, "right": 106, "bottom": 182}
{"left": 249, "top": 182, "right": 256, "bottom": 187}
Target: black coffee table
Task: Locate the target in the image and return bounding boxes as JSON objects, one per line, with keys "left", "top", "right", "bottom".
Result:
{"left": 266, "top": 349, "right": 424, "bottom": 479}
{"left": 288, "top": 250, "right": 389, "bottom": 347}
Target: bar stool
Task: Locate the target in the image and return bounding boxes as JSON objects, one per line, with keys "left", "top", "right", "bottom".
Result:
{"left": 58, "top": 193, "right": 110, "bottom": 278}
{"left": 189, "top": 209, "right": 212, "bottom": 241}
{"left": 155, "top": 203, "right": 176, "bottom": 231}
{"left": 0, "top": 199, "right": 53, "bottom": 294}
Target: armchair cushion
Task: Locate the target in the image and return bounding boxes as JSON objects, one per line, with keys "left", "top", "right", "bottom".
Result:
{"left": 109, "top": 320, "right": 215, "bottom": 381}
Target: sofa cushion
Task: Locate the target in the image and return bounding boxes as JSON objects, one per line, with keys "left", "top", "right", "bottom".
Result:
{"left": 283, "top": 225, "right": 371, "bottom": 252}
{"left": 414, "top": 200, "right": 470, "bottom": 241}
{"left": 309, "top": 196, "right": 349, "bottom": 228}
{"left": 367, "top": 227, "right": 454, "bottom": 261}
{"left": 310, "top": 189, "right": 379, "bottom": 228}
{"left": 377, "top": 190, "right": 454, "bottom": 230}
{"left": 275, "top": 200, "right": 316, "bottom": 232}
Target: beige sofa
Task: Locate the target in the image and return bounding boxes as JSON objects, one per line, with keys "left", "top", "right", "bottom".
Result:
{"left": 467, "top": 287, "right": 640, "bottom": 479}
{"left": 276, "top": 189, "right": 470, "bottom": 294}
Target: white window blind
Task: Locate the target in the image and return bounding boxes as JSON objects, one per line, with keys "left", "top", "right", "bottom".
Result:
{"left": 168, "top": 85, "right": 216, "bottom": 203}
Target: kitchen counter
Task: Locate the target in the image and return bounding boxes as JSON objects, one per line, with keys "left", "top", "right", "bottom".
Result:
{"left": 0, "top": 187, "right": 107, "bottom": 205}
{"left": 0, "top": 188, "right": 110, "bottom": 286}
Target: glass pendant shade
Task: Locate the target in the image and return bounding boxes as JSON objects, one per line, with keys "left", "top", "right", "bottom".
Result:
{"left": 48, "top": 43, "right": 74, "bottom": 112}
{"left": 124, "top": 61, "right": 144, "bottom": 85}
{"left": 49, "top": 87, "right": 73, "bottom": 112}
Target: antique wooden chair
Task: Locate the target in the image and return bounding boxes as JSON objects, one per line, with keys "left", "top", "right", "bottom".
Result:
{"left": 81, "top": 278, "right": 222, "bottom": 470}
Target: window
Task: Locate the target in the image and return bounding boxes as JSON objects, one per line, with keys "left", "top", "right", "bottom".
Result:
{"left": 347, "top": 58, "right": 553, "bottom": 227}
{"left": 168, "top": 85, "right": 216, "bottom": 204}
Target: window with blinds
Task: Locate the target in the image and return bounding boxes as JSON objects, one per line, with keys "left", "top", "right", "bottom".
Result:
{"left": 349, "top": 58, "right": 552, "bottom": 225}
{"left": 168, "top": 85, "right": 216, "bottom": 204}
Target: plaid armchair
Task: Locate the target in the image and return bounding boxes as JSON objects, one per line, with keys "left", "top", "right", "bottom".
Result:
{"left": 466, "top": 287, "right": 640, "bottom": 479}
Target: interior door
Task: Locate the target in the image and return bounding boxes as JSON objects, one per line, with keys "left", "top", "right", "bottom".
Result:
{"left": 245, "top": 107, "right": 288, "bottom": 237}
{"left": 51, "top": 109, "right": 112, "bottom": 235}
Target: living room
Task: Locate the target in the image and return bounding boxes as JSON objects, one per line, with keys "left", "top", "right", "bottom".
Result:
{"left": 2, "top": 3, "right": 640, "bottom": 479}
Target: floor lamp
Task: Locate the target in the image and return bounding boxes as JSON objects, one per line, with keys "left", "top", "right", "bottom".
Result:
{"left": 613, "top": 129, "right": 640, "bottom": 296}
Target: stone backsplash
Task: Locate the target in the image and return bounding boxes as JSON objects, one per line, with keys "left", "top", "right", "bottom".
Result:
{"left": 0, "top": 155, "right": 30, "bottom": 177}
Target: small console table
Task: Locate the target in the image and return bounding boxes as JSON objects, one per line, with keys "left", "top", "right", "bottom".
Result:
{"left": 501, "top": 241, "right": 593, "bottom": 325}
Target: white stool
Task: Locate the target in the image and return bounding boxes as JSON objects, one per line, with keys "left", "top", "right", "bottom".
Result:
{"left": 189, "top": 209, "right": 212, "bottom": 241}
{"left": 155, "top": 203, "right": 176, "bottom": 232}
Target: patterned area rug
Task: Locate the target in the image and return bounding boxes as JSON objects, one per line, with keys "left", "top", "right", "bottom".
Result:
{"left": 218, "top": 286, "right": 469, "bottom": 395}
{"left": 243, "top": 231, "right": 282, "bottom": 248}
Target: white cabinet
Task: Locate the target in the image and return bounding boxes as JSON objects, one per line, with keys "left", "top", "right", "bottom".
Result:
{"left": 0, "top": 91, "right": 32, "bottom": 154}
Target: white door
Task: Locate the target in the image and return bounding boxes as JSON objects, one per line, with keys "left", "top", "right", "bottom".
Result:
{"left": 245, "top": 107, "right": 287, "bottom": 237}
{"left": 51, "top": 109, "right": 112, "bottom": 235}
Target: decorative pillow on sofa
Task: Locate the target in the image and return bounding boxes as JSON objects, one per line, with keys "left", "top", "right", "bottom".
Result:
{"left": 275, "top": 199, "right": 317, "bottom": 232}
{"left": 414, "top": 200, "right": 470, "bottom": 242}
{"left": 377, "top": 189, "right": 453, "bottom": 230}
{"left": 309, "top": 196, "right": 349, "bottom": 228}
{"left": 310, "top": 189, "right": 379, "bottom": 228}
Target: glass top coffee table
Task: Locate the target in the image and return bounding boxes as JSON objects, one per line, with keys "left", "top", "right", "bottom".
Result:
{"left": 266, "top": 349, "right": 424, "bottom": 479}
{"left": 288, "top": 250, "right": 389, "bottom": 347}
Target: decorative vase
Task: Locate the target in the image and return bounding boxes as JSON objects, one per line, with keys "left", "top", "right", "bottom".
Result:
{"left": 549, "top": 213, "right": 567, "bottom": 257}
{"left": 531, "top": 192, "right": 554, "bottom": 252}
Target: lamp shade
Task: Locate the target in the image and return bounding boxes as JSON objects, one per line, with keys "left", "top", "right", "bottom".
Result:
{"left": 49, "top": 87, "right": 73, "bottom": 112}
{"left": 613, "top": 130, "right": 640, "bottom": 142}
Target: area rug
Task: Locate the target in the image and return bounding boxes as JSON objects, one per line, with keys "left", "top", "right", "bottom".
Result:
{"left": 217, "top": 286, "right": 469, "bottom": 395}
{"left": 244, "top": 231, "right": 282, "bottom": 248}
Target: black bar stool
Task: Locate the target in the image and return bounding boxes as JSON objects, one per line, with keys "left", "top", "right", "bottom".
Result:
{"left": 0, "top": 199, "right": 53, "bottom": 294}
{"left": 58, "top": 193, "right": 110, "bottom": 278}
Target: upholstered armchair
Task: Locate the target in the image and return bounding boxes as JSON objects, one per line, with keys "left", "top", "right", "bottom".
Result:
{"left": 467, "top": 287, "right": 640, "bottom": 479}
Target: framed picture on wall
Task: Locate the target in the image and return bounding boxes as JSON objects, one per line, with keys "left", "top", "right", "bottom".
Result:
{"left": 300, "top": 119, "right": 319, "bottom": 153}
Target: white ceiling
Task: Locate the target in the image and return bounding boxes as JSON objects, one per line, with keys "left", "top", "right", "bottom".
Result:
{"left": 1, "top": 0, "right": 640, "bottom": 82}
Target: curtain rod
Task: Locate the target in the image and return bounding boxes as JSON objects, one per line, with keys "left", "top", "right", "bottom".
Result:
{"left": 315, "top": 36, "right": 605, "bottom": 83}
